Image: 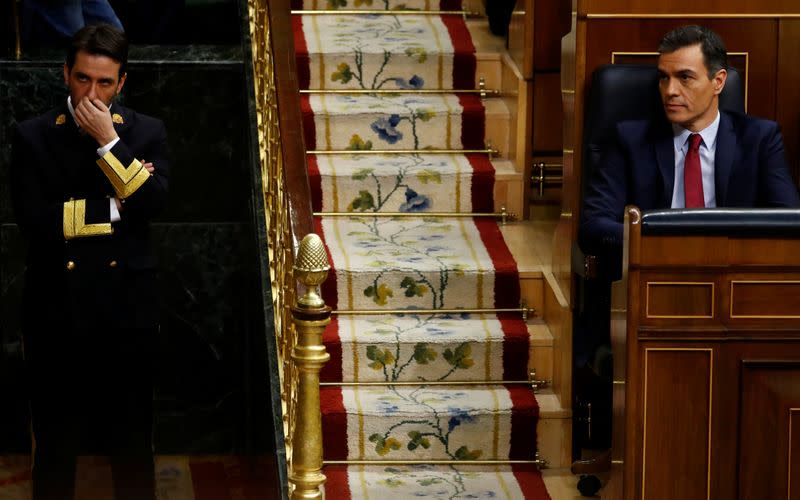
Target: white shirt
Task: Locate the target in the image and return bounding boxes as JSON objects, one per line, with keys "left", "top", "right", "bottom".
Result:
{"left": 671, "top": 111, "right": 720, "bottom": 208}
{"left": 66, "top": 96, "right": 121, "bottom": 222}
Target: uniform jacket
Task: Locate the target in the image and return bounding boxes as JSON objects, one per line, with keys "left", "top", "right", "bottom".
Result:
{"left": 580, "top": 110, "right": 800, "bottom": 254}
{"left": 11, "top": 103, "right": 169, "bottom": 331}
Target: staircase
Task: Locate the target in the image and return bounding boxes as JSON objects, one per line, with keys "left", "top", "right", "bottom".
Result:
{"left": 290, "top": 1, "right": 572, "bottom": 497}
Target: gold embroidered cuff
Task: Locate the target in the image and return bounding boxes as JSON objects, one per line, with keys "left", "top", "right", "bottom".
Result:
{"left": 96, "top": 151, "right": 150, "bottom": 199}
{"left": 63, "top": 199, "right": 113, "bottom": 240}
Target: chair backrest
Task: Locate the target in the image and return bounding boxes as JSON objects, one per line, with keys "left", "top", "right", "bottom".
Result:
{"left": 582, "top": 64, "right": 745, "bottom": 198}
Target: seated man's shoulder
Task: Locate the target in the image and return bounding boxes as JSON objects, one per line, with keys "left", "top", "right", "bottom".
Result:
{"left": 614, "top": 118, "right": 665, "bottom": 144}
{"left": 724, "top": 110, "right": 779, "bottom": 137}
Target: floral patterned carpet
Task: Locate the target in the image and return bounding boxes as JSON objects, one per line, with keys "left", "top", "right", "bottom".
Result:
{"left": 293, "top": 1, "right": 552, "bottom": 498}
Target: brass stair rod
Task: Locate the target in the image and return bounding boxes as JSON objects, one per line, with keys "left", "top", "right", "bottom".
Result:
{"left": 292, "top": 10, "right": 481, "bottom": 16}
{"left": 308, "top": 148, "right": 498, "bottom": 155}
{"left": 289, "top": 234, "right": 332, "bottom": 500}
{"left": 321, "top": 380, "right": 533, "bottom": 386}
{"left": 314, "top": 211, "right": 510, "bottom": 218}
{"left": 332, "top": 304, "right": 535, "bottom": 321}
{"left": 300, "top": 89, "right": 500, "bottom": 95}
{"left": 332, "top": 307, "right": 530, "bottom": 315}
{"left": 324, "top": 458, "right": 548, "bottom": 466}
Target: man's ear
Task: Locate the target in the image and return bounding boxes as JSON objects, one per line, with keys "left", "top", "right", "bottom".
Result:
{"left": 712, "top": 68, "right": 727, "bottom": 96}
{"left": 116, "top": 72, "right": 127, "bottom": 95}
{"left": 63, "top": 63, "right": 70, "bottom": 86}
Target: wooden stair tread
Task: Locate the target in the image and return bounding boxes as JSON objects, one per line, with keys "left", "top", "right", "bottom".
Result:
{"left": 499, "top": 220, "right": 558, "bottom": 277}
{"left": 528, "top": 321, "right": 554, "bottom": 347}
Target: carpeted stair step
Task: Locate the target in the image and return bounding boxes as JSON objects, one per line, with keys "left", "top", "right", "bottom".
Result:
{"left": 322, "top": 464, "right": 552, "bottom": 499}
{"left": 321, "top": 384, "right": 538, "bottom": 461}
{"left": 315, "top": 216, "right": 520, "bottom": 310}
{"left": 309, "top": 153, "right": 497, "bottom": 213}
{"left": 302, "top": 93, "right": 486, "bottom": 151}
{"left": 293, "top": 12, "right": 475, "bottom": 91}
{"left": 292, "top": 0, "right": 464, "bottom": 10}
{"left": 321, "top": 312, "right": 529, "bottom": 383}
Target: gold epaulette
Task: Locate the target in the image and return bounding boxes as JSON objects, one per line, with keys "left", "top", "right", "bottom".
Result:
{"left": 63, "top": 199, "right": 113, "bottom": 240}
{"left": 96, "top": 151, "right": 150, "bottom": 199}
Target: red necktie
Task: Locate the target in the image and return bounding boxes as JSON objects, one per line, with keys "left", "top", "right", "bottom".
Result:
{"left": 684, "top": 133, "right": 704, "bottom": 208}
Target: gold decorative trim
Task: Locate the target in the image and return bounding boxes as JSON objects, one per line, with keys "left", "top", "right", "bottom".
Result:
{"left": 790, "top": 408, "right": 798, "bottom": 500}
{"left": 63, "top": 199, "right": 113, "bottom": 240}
{"left": 55, "top": 114, "right": 66, "bottom": 125}
{"left": 586, "top": 13, "right": 800, "bottom": 19}
{"left": 730, "top": 280, "right": 800, "bottom": 319}
{"left": 645, "top": 282, "right": 715, "bottom": 319}
{"left": 112, "top": 113, "right": 124, "bottom": 124}
{"left": 611, "top": 51, "right": 749, "bottom": 112}
{"left": 642, "top": 348, "right": 713, "bottom": 500}
{"left": 96, "top": 152, "right": 150, "bottom": 199}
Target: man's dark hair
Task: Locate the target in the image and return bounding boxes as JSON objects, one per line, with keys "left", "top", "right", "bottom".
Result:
{"left": 658, "top": 25, "right": 728, "bottom": 79}
{"left": 66, "top": 24, "right": 129, "bottom": 78}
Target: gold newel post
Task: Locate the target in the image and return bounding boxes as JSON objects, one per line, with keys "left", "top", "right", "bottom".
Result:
{"left": 289, "top": 233, "right": 332, "bottom": 499}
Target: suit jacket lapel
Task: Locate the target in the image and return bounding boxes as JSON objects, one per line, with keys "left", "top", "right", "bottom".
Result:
{"left": 654, "top": 121, "right": 675, "bottom": 207}
{"left": 714, "top": 112, "right": 736, "bottom": 206}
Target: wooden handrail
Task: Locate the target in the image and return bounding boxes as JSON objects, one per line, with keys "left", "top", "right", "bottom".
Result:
{"left": 267, "top": 0, "right": 314, "bottom": 245}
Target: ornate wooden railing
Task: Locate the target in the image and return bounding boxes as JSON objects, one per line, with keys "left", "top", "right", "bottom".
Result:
{"left": 246, "top": 0, "right": 327, "bottom": 498}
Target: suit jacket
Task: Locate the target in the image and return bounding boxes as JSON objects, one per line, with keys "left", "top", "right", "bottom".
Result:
{"left": 580, "top": 111, "right": 800, "bottom": 255}
{"left": 11, "top": 103, "right": 169, "bottom": 332}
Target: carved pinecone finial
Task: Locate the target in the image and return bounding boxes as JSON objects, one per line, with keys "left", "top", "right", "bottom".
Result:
{"left": 294, "top": 233, "right": 330, "bottom": 308}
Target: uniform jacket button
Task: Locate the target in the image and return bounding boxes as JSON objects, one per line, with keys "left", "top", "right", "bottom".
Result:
{"left": 109, "top": 260, "right": 118, "bottom": 268}
{"left": 66, "top": 261, "right": 76, "bottom": 271}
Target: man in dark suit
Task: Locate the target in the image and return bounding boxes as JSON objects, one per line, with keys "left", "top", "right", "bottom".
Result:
{"left": 10, "top": 24, "right": 168, "bottom": 500}
{"left": 580, "top": 25, "right": 800, "bottom": 254}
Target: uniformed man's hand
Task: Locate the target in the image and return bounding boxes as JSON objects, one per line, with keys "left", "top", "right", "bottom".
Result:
{"left": 74, "top": 97, "right": 119, "bottom": 146}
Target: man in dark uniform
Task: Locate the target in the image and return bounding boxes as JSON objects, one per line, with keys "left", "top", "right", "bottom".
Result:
{"left": 10, "top": 23, "right": 168, "bottom": 500}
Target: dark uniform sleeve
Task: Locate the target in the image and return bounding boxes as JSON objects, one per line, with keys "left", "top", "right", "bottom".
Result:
{"left": 10, "top": 125, "right": 113, "bottom": 242}
{"left": 95, "top": 119, "right": 169, "bottom": 221}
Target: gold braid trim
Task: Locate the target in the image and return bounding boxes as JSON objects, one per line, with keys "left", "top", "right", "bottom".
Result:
{"left": 63, "top": 199, "right": 113, "bottom": 240}
{"left": 96, "top": 151, "right": 150, "bottom": 199}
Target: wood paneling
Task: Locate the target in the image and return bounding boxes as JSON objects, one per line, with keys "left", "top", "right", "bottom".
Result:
{"left": 580, "top": 0, "right": 800, "bottom": 15}
{"left": 584, "top": 19, "right": 778, "bottom": 120}
{"left": 642, "top": 349, "right": 712, "bottom": 500}
{"left": 730, "top": 281, "right": 800, "bottom": 318}
{"left": 777, "top": 19, "right": 800, "bottom": 182}
{"left": 792, "top": 409, "right": 800, "bottom": 500}
{"left": 739, "top": 362, "right": 800, "bottom": 500}
{"left": 532, "top": 72, "right": 563, "bottom": 154}
{"left": 645, "top": 282, "right": 714, "bottom": 318}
